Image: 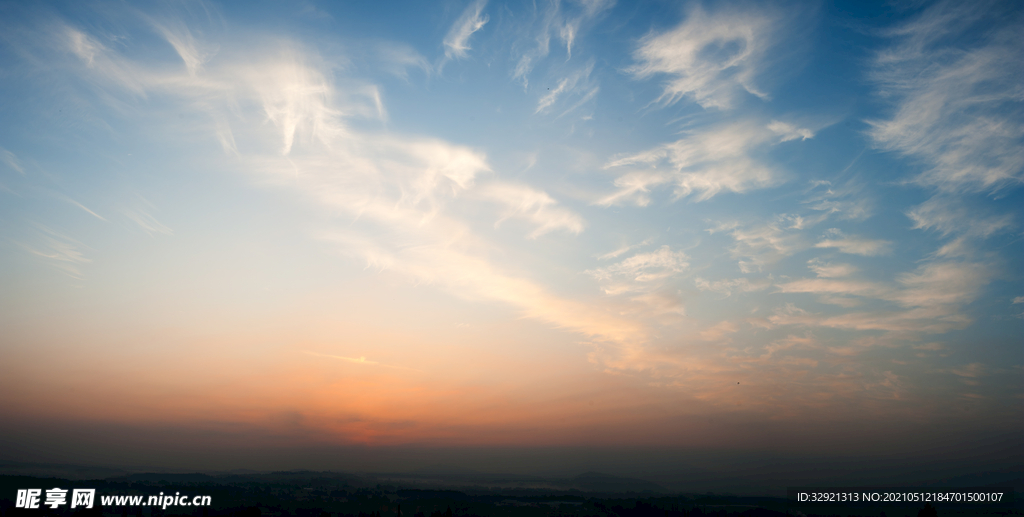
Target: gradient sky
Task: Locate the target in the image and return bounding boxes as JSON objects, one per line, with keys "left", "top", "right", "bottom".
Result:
{"left": 0, "top": 0, "right": 1021, "bottom": 491}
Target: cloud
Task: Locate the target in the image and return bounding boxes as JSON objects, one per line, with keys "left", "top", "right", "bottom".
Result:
{"left": 62, "top": 197, "right": 107, "bottom": 221}
{"left": 122, "top": 196, "right": 172, "bottom": 236}
{"left": 814, "top": 229, "right": 890, "bottom": 256}
{"left": 374, "top": 42, "right": 432, "bottom": 80}
{"left": 806, "top": 258, "right": 857, "bottom": 278}
{"left": 775, "top": 260, "right": 992, "bottom": 334}
{"left": 598, "top": 120, "right": 797, "bottom": 205}
{"left": 442, "top": 0, "right": 489, "bottom": 62}
{"left": 587, "top": 245, "right": 689, "bottom": 295}
{"left": 478, "top": 182, "right": 585, "bottom": 238}
{"left": 906, "top": 195, "right": 1015, "bottom": 257}
{"left": 15, "top": 224, "right": 91, "bottom": 279}
{"left": 596, "top": 238, "right": 654, "bottom": 260}
{"left": 628, "top": 4, "right": 778, "bottom": 109}
{"left": 303, "top": 351, "right": 421, "bottom": 372}
{"left": 149, "top": 18, "right": 210, "bottom": 77}
{"left": 949, "top": 362, "right": 985, "bottom": 378}
{"left": 767, "top": 120, "right": 814, "bottom": 142}
{"left": 62, "top": 26, "right": 147, "bottom": 96}
{"left": 694, "top": 276, "right": 769, "bottom": 296}
{"left": 1, "top": 148, "right": 25, "bottom": 175}
{"left": 510, "top": 0, "right": 614, "bottom": 89}
{"left": 713, "top": 215, "right": 807, "bottom": 272}
{"left": 867, "top": 0, "right": 1024, "bottom": 193}
{"left": 803, "top": 180, "right": 874, "bottom": 222}
{"left": 1014, "top": 297, "right": 1024, "bottom": 304}
{"left": 892, "top": 260, "right": 988, "bottom": 309}
{"left": 777, "top": 278, "right": 891, "bottom": 299}
{"left": 698, "top": 320, "right": 738, "bottom": 341}
{"left": 535, "top": 61, "right": 597, "bottom": 114}
{"left": 39, "top": 14, "right": 657, "bottom": 358}
{"left": 906, "top": 196, "right": 1014, "bottom": 238}
{"left": 629, "top": 290, "right": 686, "bottom": 317}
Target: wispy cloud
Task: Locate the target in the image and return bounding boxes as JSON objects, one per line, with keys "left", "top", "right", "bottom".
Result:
{"left": 802, "top": 180, "right": 874, "bottom": 222}
{"left": 535, "top": 61, "right": 597, "bottom": 114}
{"left": 479, "top": 182, "right": 584, "bottom": 238}
{"left": 1, "top": 148, "right": 25, "bottom": 175}
{"left": 814, "top": 228, "right": 891, "bottom": 256}
{"left": 709, "top": 215, "right": 807, "bottom": 272}
{"left": 806, "top": 258, "right": 857, "bottom": 278}
{"left": 867, "top": 0, "right": 1024, "bottom": 193}
{"left": 775, "top": 260, "right": 992, "bottom": 335}
{"left": 767, "top": 120, "right": 814, "bottom": 142}
{"left": 45, "top": 15, "right": 651, "bottom": 355}
{"left": 596, "top": 238, "right": 654, "bottom": 261}
{"left": 441, "top": 0, "right": 489, "bottom": 65}
{"left": 510, "top": 0, "right": 614, "bottom": 89}
{"left": 598, "top": 120, "right": 803, "bottom": 205}
{"left": 628, "top": 5, "right": 778, "bottom": 109}
{"left": 303, "top": 350, "right": 421, "bottom": 372}
{"left": 907, "top": 197, "right": 1014, "bottom": 238}
{"left": 149, "top": 18, "right": 211, "bottom": 77}
{"left": 374, "top": 42, "right": 431, "bottom": 80}
{"left": 15, "top": 224, "right": 92, "bottom": 279}
{"left": 694, "top": 276, "right": 770, "bottom": 296}
{"left": 587, "top": 245, "right": 688, "bottom": 295}
{"left": 122, "top": 196, "right": 172, "bottom": 236}
{"left": 60, "top": 196, "right": 107, "bottom": 221}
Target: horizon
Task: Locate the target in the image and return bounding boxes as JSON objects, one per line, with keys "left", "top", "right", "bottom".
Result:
{"left": 1, "top": 0, "right": 1021, "bottom": 498}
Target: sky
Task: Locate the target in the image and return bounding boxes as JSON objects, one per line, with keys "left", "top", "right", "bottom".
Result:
{"left": 0, "top": 0, "right": 1021, "bottom": 494}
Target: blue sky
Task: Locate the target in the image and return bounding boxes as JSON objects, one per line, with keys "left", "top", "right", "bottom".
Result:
{"left": 0, "top": 0, "right": 1021, "bottom": 490}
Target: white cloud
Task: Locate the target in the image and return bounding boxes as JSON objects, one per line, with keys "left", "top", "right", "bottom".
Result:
{"left": 599, "top": 120, "right": 793, "bottom": 205}
{"left": 767, "top": 120, "right": 814, "bottom": 142}
{"left": 814, "top": 229, "right": 891, "bottom": 256}
{"left": 122, "top": 196, "right": 172, "bottom": 236}
{"left": 596, "top": 238, "right": 654, "bottom": 261}
{"left": 694, "top": 276, "right": 769, "bottom": 296}
{"left": 374, "top": 42, "right": 432, "bottom": 80}
{"left": 1, "top": 148, "right": 25, "bottom": 175}
{"left": 150, "top": 18, "right": 210, "bottom": 77}
{"left": 867, "top": 1, "right": 1024, "bottom": 193}
{"left": 16, "top": 224, "right": 92, "bottom": 279}
{"left": 478, "top": 182, "right": 585, "bottom": 238}
{"left": 442, "top": 0, "right": 489, "bottom": 62}
{"left": 628, "top": 5, "right": 777, "bottom": 109}
{"left": 587, "top": 245, "right": 688, "bottom": 294}
{"left": 716, "top": 215, "right": 807, "bottom": 272}
{"left": 43, "top": 15, "right": 657, "bottom": 357}
{"left": 775, "top": 260, "right": 993, "bottom": 334}
{"left": 807, "top": 258, "right": 857, "bottom": 278}
{"left": 803, "top": 180, "right": 874, "bottom": 222}
{"left": 892, "top": 261, "right": 988, "bottom": 309}
{"left": 906, "top": 196, "right": 1014, "bottom": 239}
{"left": 510, "top": 0, "right": 614, "bottom": 89}
{"left": 62, "top": 197, "right": 107, "bottom": 221}
{"left": 776, "top": 278, "right": 891, "bottom": 299}
{"left": 535, "top": 61, "right": 596, "bottom": 114}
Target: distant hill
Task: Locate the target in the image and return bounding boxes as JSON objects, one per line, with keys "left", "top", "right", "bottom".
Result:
{"left": 569, "top": 471, "right": 665, "bottom": 493}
